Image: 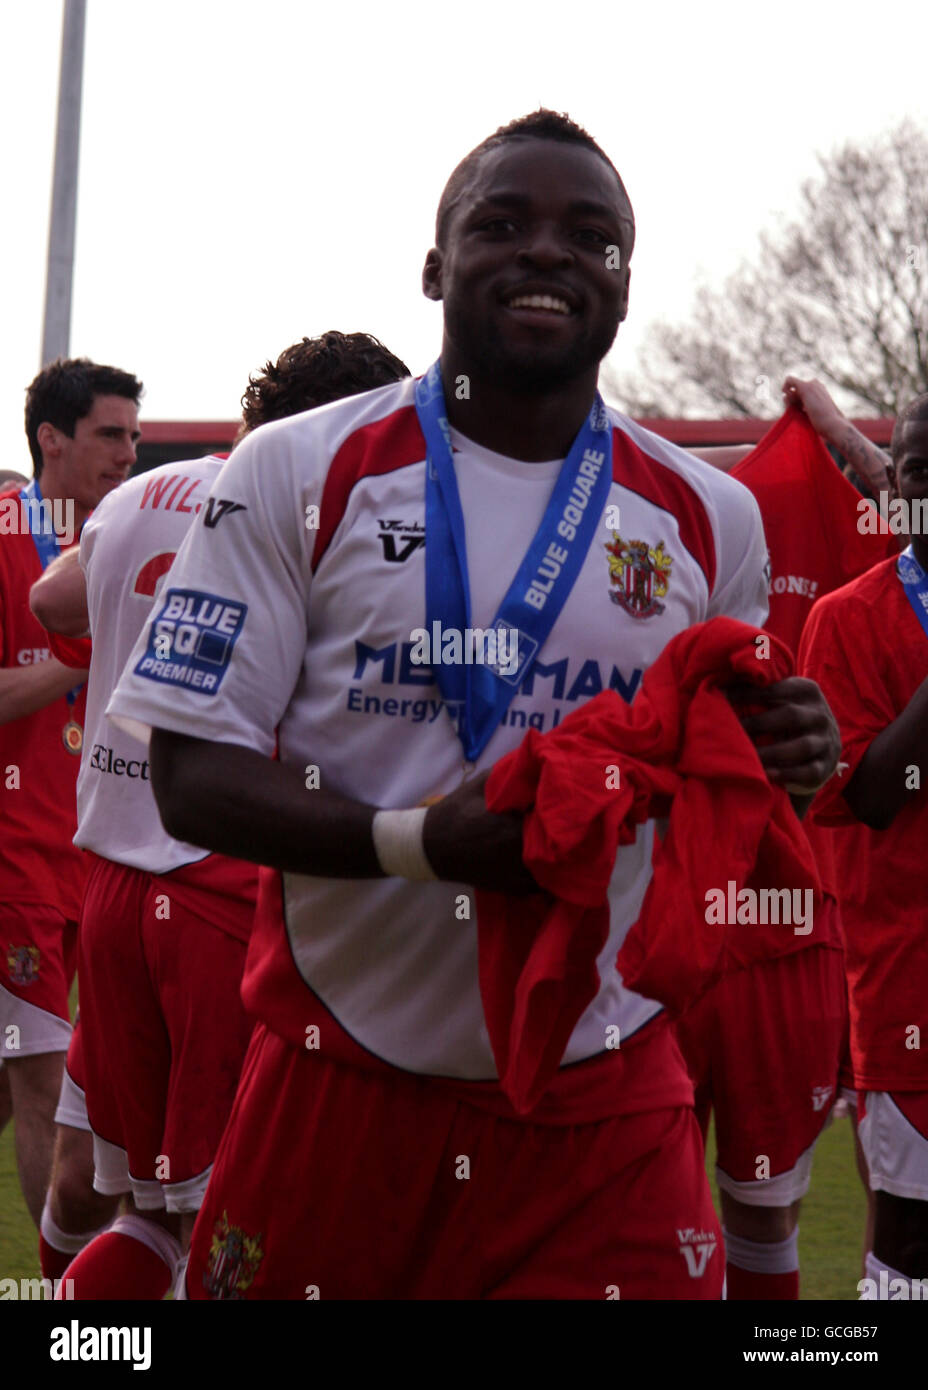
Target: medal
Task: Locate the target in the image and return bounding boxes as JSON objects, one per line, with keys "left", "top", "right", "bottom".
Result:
{"left": 62, "top": 721, "right": 83, "bottom": 755}
{"left": 416, "top": 361, "right": 613, "bottom": 762}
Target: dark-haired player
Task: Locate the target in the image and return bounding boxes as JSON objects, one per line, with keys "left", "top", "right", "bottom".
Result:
{"left": 800, "top": 390, "right": 928, "bottom": 1297}
{"left": 1, "top": 358, "right": 141, "bottom": 1231}
{"left": 237, "top": 331, "right": 409, "bottom": 440}
{"left": 31, "top": 331, "right": 410, "bottom": 1298}
{"left": 111, "top": 112, "right": 839, "bottom": 1300}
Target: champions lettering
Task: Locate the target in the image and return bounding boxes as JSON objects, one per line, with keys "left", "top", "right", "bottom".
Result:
{"left": 134, "top": 588, "right": 247, "bottom": 695}
{"left": 525, "top": 448, "right": 605, "bottom": 611}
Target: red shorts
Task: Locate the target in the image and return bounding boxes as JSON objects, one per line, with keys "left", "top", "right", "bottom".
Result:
{"left": 186, "top": 1022, "right": 723, "bottom": 1300}
{"left": 674, "top": 944, "right": 847, "bottom": 1205}
{"left": 78, "top": 852, "right": 254, "bottom": 1213}
{"left": 54, "top": 1013, "right": 90, "bottom": 1131}
{"left": 0, "top": 901, "right": 77, "bottom": 1057}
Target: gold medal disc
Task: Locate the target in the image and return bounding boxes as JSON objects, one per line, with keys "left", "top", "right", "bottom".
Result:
{"left": 62, "top": 721, "right": 83, "bottom": 755}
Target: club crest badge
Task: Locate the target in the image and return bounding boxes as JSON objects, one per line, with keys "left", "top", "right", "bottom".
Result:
{"left": 605, "top": 533, "right": 673, "bottom": 618}
{"left": 203, "top": 1210, "right": 264, "bottom": 1300}
{"left": 7, "top": 945, "right": 40, "bottom": 987}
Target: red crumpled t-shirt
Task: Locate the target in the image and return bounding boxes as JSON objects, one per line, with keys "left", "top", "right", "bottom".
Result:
{"left": 479, "top": 616, "right": 821, "bottom": 1114}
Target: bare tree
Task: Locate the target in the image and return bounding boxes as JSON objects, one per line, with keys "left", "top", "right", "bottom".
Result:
{"left": 608, "top": 121, "right": 928, "bottom": 418}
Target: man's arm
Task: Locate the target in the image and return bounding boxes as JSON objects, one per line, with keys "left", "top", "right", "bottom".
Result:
{"left": 151, "top": 674, "right": 839, "bottom": 886}
{"left": 149, "top": 730, "right": 538, "bottom": 894}
{"left": 29, "top": 547, "right": 89, "bottom": 637}
{"left": 782, "top": 377, "right": 890, "bottom": 494}
{"left": 0, "top": 659, "right": 87, "bottom": 725}
{"left": 838, "top": 679, "right": 928, "bottom": 831}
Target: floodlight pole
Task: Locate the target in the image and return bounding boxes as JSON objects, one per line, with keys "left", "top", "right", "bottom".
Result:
{"left": 41, "top": 0, "right": 87, "bottom": 366}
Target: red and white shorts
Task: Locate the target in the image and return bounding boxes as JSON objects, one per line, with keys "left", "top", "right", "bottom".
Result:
{"left": 858, "top": 1091, "right": 928, "bottom": 1201}
{"left": 78, "top": 852, "right": 254, "bottom": 1214}
{"left": 186, "top": 1022, "right": 723, "bottom": 1301}
{"left": 675, "top": 944, "right": 847, "bottom": 1206}
{"left": 0, "top": 902, "right": 76, "bottom": 1058}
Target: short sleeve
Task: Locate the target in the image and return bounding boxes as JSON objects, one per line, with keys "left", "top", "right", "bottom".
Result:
{"left": 106, "top": 425, "right": 316, "bottom": 754}
{"left": 705, "top": 481, "right": 770, "bottom": 629}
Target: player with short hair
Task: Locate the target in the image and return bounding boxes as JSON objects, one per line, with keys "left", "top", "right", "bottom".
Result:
{"left": 110, "top": 111, "right": 840, "bottom": 1299}
{"left": 237, "top": 331, "right": 409, "bottom": 440}
{"left": 799, "top": 390, "right": 928, "bottom": 1297}
{"left": 31, "top": 331, "right": 410, "bottom": 1298}
{"left": 1, "top": 356, "right": 141, "bottom": 1229}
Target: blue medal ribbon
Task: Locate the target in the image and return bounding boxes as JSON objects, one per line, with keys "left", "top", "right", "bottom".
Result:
{"left": 20, "top": 478, "right": 81, "bottom": 709}
{"left": 896, "top": 544, "right": 928, "bottom": 642}
{"left": 415, "top": 360, "right": 613, "bottom": 761}
{"left": 20, "top": 478, "right": 60, "bottom": 570}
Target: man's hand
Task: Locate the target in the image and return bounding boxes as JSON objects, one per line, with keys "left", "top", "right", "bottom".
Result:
{"left": 782, "top": 375, "right": 890, "bottom": 494}
{"left": 423, "top": 770, "right": 542, "bottom": 895}
{"left": 730, "top": 676, "right": 841, "bottom": 798}
{"left": 782, "top": 377, "right": 845, "bottom": 438}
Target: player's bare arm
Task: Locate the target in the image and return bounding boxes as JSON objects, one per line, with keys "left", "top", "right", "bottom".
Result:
{"left": 840, "top": 679, "right": 928, "bottom": 831}
{"left": 732, "top": 675, "right": 841, "bottom": 816}
{"left": 29, "top": 546, "right": 89, "bottom": 636}
{"left": 0, "top": 657, "right": 87, "bottom": 725}
{"left": 149, "top": 730, "right": 537, "bottom": 894}
{"left": 782, "top": 376, "right": 890, "bottom": 494}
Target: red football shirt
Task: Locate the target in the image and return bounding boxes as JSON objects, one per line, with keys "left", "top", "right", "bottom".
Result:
{"left": 799, "top": 556, "right": 928, "bottom": 1089}
{"left": 731, "top": 407, "right": 896, "bottom": 654}
{"left": 733, "top": 408, "right": 896, "bottom": 901}
{"left": 0, "top": 512, "right": 88, "bottom": 919}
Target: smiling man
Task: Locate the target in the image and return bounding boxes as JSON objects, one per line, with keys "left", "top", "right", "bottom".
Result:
{"left": 108, "top": 111, "right": 838, "bottom": 1300}
{"left": 0, "top": 357, "right": 142, "bottom": 1230}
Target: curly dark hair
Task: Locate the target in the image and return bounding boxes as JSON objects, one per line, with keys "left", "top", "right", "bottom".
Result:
{"left": 25, "top": 357, "right": 143, "bottom": 476}
{"left": 240, "top": 331, "right": 410, "bottom": 436}
{"left": 435, "top": 109, "right": 635, "bottom": 257}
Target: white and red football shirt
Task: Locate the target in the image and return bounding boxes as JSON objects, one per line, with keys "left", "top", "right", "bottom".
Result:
{"left": 799, "top": 556, "right": 928, "bottom": 1090}
{"left": 108, "top": 378, "right": 769, "bottom": 1084}
{"left": 75, "top": 456, "right": 225, "bottom": 873}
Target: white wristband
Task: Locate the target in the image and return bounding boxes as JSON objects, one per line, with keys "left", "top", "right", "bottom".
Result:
{"left": 371, "top": 808, "right": 437, "bottom": 881}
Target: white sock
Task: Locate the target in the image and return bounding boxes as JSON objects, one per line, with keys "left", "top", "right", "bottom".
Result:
{"left": 723, "top": 1226, "right": 800, "bottom": 1273}
{"left": 41, "top": 1197, "right": 112, "bottom": 1254}
{"left": 863, "top": 1249, "right": 923, "bottom": 1299}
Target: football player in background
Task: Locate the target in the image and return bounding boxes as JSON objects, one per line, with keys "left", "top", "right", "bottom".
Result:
{"left": 31, "top": 332, "right": 409, "bottom": 1298}
{"left": 800, "top": 390, "right": 928, "bottom": 1298}
{"left": 1, "top": 358, "right": 141, "bottom": 1228}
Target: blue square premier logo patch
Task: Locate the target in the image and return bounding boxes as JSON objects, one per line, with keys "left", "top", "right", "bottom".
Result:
{"left": 134, "top": 588, "right": 247, "bottom": 694}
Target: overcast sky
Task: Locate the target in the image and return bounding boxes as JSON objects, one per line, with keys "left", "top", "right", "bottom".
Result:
{"left": 3, "top": 0, "right": 926, "bottom": 473}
